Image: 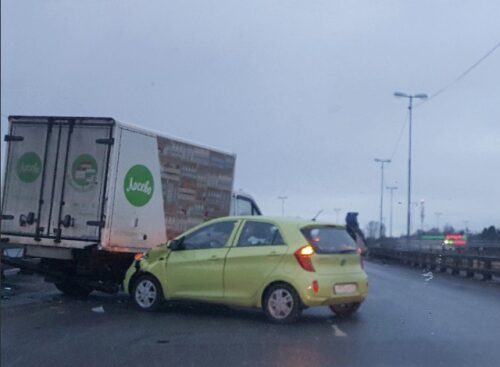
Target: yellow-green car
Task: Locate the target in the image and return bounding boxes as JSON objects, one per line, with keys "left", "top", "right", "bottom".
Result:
{"left": 124, "top": 216, "right": 368, "bottom": 323}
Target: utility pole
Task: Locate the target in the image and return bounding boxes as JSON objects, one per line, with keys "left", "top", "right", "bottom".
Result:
{"left": 394, "top": 92, "right": 428, "bottom": 240}
{"left": 420, "top": 199, "right": 425, "bottom": 232}
{"left": 374, "top": 158, "right": 391, "bottom": 238}
{"left": 277, "top": 196, "right": 287, "bottom": 216}
{"left": 386, "top": 186, "right": 398, "bottom": 237}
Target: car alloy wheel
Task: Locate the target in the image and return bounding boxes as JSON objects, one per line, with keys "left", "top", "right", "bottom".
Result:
{"left": 132, "top": 275, "right": 163, "bottom": 311}
{"left": 268, "top": 289, "right": 294, "bottom": 319}
{"left": 263, "top": 283, "right": 301, "bottom": 323}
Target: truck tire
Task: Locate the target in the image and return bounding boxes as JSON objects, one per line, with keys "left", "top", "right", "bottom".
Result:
{"left": 329, "top": 302, "right": 361, "bottom": 318}
{"left": 55, "top": 281, "right": 93, "bottom": 298}
{"left": 131, "top": 274, "right": 164, "bottom": 312}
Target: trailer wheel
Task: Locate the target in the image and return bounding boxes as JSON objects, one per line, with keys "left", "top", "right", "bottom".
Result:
{"left": 131, "top": 274, "right": 164, "bottom": 312}
{"left": 55, "top": 281, "right": 93, "bottom": 298}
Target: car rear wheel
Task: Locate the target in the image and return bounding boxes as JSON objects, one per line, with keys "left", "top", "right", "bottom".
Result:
{"left": 263, "top": 283, "right": 301, "bottom": 323}
{"left": 329, "top": 302, "right": 360, "bottom": 317}
{"left": 132, "top": 274, "right": 164, "bottom": 312}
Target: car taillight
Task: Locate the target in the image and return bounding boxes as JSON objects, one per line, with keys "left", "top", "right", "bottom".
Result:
{"left": 294, "top": 245, "right": 316, "bottom": 272}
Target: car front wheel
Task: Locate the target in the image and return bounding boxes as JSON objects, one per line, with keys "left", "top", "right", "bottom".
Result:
{"left": 263, "top": 283, "right": 302, "bottom": 323}
{"left": 329, "top": 302, "right": 360, "bottom": 317}
{"left": 132, "top": 274, "right": 164, "bottom": 312}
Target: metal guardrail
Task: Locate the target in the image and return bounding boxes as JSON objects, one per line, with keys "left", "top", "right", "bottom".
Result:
{"left": 368, "top": 239, "right": 500, "bottom": 255}
{"left": 468, "top": 240, "right": 500, "bottom": 248}
{"left": 369, "top": 247, "right": 500, "bottom": 280}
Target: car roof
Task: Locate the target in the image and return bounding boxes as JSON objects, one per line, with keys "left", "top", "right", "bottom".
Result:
{"left": 207, "top": 215, "right": 346, "bottom": 229}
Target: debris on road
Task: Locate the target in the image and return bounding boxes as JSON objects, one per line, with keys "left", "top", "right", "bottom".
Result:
{"left": 1, "top": 283, "right": 16, "bottom": 300}
{"left": 422, "top": 271, "right": 434, "bottom": 282}
{"left": 91, "top": 306, "right": 105, "bottom": 314}
{"left": 332, "top": 324, "right": 347, "bottom": 337}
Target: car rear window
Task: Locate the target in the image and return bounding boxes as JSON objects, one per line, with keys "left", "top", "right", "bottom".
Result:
{"left": 301, "top": 226, "right": 357, "bottom": 254}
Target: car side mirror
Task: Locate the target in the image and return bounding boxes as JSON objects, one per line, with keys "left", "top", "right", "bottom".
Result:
{"left": 169, "top": 238, "right": 184, "bottom": 251}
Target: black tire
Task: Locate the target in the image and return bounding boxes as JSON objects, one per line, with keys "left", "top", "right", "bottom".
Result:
{"left": 329, "top": 302, "right": 361, "bottom": 318}
{"left": 263, "top": 283, "right": 302, "bottom": 323}
{"left": 55, "top": 281, "right": 93, "bottom": 298}
{"left": 131, "top": 274, "right": 164, "bottom": 312}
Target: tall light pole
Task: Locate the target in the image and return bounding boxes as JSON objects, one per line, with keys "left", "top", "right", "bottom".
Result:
{"left": 394, "top": 91, "right": 428, "bottom": 239}
{"left": 374, "top": 158, "right": 391, "bottom": 238}
{"left": 334, "top": 208, "right": 341, "bottom": 223}
{"left": 386, "top": 186, "right": 398, "bottom": 237}
{"left": 420, "top": 199, "right": 425, "bottom": 232}
{"left": 277, "top": 196, "right": 287, "bottom": 216}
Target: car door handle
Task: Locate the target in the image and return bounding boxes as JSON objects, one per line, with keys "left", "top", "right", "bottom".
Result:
{"left": 267, "top": 251, "right": 280, "bottom": 257}
{"left": 209, "top": 255, "right": 219, "bottom": 261}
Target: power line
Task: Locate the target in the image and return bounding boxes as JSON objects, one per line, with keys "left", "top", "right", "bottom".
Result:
{"left": 389, "top": 112, "right": 409, "bottom": 161}
{"left": 417, "top": 40, "right": 500, "bottom": 107}
{"left": 388, "top": 40, "right": 500, "bottom": 163}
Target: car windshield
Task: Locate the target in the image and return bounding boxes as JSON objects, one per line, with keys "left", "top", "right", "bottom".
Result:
{"left": 301, "top": 226, "right": 357, "bottom": 254}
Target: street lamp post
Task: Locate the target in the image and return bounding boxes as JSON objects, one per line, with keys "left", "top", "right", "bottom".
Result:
{"left": 386, "top": 186, "right": 398, "bottom": 237}
{"left": 375, "top": 158, "right": 391, "bottom": 238}
{"left": 277, "top": 196, "right": 288, "bottom": 216}
{"left": 394, "top": 91, "right": 428, "bottom": 240}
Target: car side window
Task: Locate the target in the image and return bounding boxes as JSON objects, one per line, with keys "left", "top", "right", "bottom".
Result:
{"left": 237, "top": 221, "right": 285, "bottom": 247}
{"left": 182, "top": 221, "right": 236, "bottom": 250}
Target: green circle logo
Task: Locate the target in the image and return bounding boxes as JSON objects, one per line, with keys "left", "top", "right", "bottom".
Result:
{"left": 17, "top": 152, "right": 42, "bottom": 183}
{"left": 124, "top": 165, "right": 154, "bottom": 207}
{"left": 71, "top": 154, "right": 98, "bottom": 191}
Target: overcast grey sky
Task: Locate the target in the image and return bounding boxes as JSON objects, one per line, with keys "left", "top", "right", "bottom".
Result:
{"left": 2, "top": 0, "right": 499, "bottom": 235}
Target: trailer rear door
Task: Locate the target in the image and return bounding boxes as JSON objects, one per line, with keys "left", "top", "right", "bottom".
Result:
{"left": 1, "top": 117, "right": 114, "bottom": 245}
{"left": 1, "top": 119, "right": 50, "bottom": 237}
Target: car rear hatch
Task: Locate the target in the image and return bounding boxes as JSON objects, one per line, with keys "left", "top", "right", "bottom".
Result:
{"left": 300, "top": 225, "right": 361, "bottom": 275}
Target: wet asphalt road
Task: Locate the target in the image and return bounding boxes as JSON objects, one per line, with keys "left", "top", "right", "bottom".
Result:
{"left": 1, "top": 261, "right": 500, "bottom": 367}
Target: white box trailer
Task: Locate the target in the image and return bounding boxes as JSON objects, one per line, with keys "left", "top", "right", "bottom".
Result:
{"left": 1, "top": 116, "right": 261, "bottom": 294}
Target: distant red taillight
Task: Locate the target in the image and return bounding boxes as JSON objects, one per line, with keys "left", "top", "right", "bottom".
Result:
{"left": 294, "top": 245, "right": 316, "bottom": 272}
